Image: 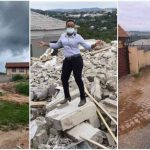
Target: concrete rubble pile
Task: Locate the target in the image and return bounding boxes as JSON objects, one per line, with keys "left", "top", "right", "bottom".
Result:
{"left": 30, "top": 40, "right": 117, "bottom": 149}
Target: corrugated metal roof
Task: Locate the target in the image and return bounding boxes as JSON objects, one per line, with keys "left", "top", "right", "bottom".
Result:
{"left": 118, "top": 25, "right": 129, "bottom": 38}
{"left": 31, "top": 11, "right": 66, "bottom": 31}
{"left": 131, "top": 39, "right": 150, "bottom": 45}
{"left": 6, "top": 62, "right": 29, "bottom": 68}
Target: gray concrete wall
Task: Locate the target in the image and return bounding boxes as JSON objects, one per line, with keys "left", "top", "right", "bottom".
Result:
{"left": 0, "top": 75, "right": 12, "bottom": 83}
{"left": 31, "top": 29, "right": 66, "bottom": 57}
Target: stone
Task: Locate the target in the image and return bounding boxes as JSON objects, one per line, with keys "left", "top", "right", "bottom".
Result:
{"left": 106, "top": 133, "right": 116, "bottom": 147}
{"left": 38, "top": 144, "right": 51, "bottom": 149}
{"left": 102, "top": 98, "right": 117, "bottom": 108}
{"left": 88, "top": 114, "right": 100, "bottom": 128}
{"left": 100, "top": 101, "right": 117, "bottom": 119}
{"left": 66, "top": 122, "right": 104, "bottom": 144}
{"left": 91, "top": 77, "right": 102, "bottom": 101}
{"left": 46, "top": 98, "right": 97, "bottom": 131}
{"left": 106, "top": 79, "right": 117, "bottom": 92}
{"left": 49, "top": 128, "right": 59, "bottom": 136}
{"left": 35, "top": 129, "right": 48, "bottom": 145}
{"left": 30, "top": 117, "right": 47, "bottom": 140}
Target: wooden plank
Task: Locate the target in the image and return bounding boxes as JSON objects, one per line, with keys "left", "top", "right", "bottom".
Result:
{"left": 80, "top": 136, "right": 108, "bottom": 149}
{"left": 84, "top": 86, "right": 117, "bottom": 125}
{"left": 96, "top": 109, "right": 117, "bottom": 143}
{"left": 30, "top": 101, "right": 46, "bottom": 108}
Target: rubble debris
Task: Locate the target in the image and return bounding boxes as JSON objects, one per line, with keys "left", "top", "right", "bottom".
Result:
{"left": 30, "top": 40, "right": 117, "bottom": 149}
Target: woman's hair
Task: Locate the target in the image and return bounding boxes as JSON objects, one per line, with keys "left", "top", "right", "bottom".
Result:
{"left": 66, "top": 19, "right": 76, "bottom": 25}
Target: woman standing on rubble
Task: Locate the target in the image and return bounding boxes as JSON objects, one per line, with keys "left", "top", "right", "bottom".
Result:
{"left": 39, "top": 19, "right": 102, "bottom": 107}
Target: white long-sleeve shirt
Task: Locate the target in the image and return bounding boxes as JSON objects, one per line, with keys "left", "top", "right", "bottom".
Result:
{"left": 49, "top": 33, "right": 92, "bottom": 57}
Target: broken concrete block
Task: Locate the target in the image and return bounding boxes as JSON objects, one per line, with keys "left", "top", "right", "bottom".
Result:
{"left": 106, "top": 79, "right": 117, "bottom": 92}
{"left": 66, "top": 122, "right": 104, "bottom": 144}
{"left": 38, "top": 144, "right": 51, "bottom": 149}
{"left": 46, "top": 98, "right": 97, "bottom": 131}
{"left": 88, "top": 114, "right": 100, "bottom": 128}
{"left": 100, "top": 102, "right": 117, "bottom": 119}
{"left": 106, "top": 133, "right": 116, "bottom": 147}
{"left": 30, "top": 117, "right": 47, "bottom": 140}
{"left": 46, "top": 88, "right": 79, "bottom": 112}
{"left": 91, "top": 77, "right": 102, "bottom": 101}
{"left": 33, "top": 87, "right": 49, "bottom": 101}
{"left": 35, "top": 129, "right": 48, "bottom": 145}
{"left": 102, "top": 98, "right": 117, "bottom": 108}
{"left": 49, "top": 128, "right": 59, "bottom": 136}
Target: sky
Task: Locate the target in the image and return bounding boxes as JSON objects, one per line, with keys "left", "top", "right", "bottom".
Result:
{"left": 31, "top": 1, "right": 117, "bottom": 10}
{"left": 118, "top": 1, "right": 150, "bottom": 31}
{"left": 0, "top": 1, "right": 29, "bottom": 72}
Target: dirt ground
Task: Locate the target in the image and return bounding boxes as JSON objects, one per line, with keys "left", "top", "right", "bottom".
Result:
{"left": 0, "top": 82, "right": 29, "bottom": 148}
{"left": 0, "top": 129, "right": 29, "bottom": 149}
{"left": 0, "top": 82, "right": 28, "bottom": 104}
{"left": 119, "top": 67, "right": 150, "bottom": 149}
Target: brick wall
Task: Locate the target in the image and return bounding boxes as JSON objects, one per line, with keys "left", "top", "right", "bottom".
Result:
{"left": 118, "top": 47, "right": 130, "bottom": 78}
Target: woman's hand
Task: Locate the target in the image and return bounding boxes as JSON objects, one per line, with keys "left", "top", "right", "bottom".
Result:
{"left": 38, "top": 41, "right": 49, "bottom": 47}
{"left": 91, "top": 40, "right": 103, "bottom": 49}
{"left": 95, "top": 40, "right": 103, "bottom": 46}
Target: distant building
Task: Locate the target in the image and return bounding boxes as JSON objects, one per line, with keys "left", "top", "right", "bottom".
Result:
{"left": 130, "top": 39, "right": 150, "bottom": 51}
{"left": 31, "top": 11, "right": 79, "bottom": 57}
{"left": 5, "top": 62, "right": 29, "bottom": 76}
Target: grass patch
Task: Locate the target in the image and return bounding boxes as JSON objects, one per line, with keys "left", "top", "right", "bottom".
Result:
{"left": 0, "top": 101, "right": 29, "bottom": 131}
{"left": 133, "top": 72, "right": 142, "bottom": 78}
{"left": 15, "top": 81, "right": 29, "bottom": 96}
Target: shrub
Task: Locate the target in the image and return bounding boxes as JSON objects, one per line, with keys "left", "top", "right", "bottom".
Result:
{"left": 15, "top": 82, "right": 29, "bottom": 96}
{"left": 12, "top": 74, "right": 25, "bottom": 81}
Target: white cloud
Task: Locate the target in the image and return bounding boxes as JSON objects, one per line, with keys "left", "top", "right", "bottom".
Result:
{"left": 0, "top": 48, "right": 29, "bottom": 72}
{"left": 118, "top": 1, "right": 150, "bottom": 31}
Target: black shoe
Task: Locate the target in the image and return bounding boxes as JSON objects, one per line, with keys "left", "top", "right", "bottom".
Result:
{"left": 78, "top": 98, "right": 86, "bottom": 107}
{"left": 60, "top": 97, "right": 71, "bottom": 104}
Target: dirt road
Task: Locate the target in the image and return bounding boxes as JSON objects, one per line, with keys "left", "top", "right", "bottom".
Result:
{"left": 119, "top": 67, "right": 150, "bottom": 149}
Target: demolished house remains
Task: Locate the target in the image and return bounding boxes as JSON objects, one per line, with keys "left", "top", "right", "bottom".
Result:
{"left": 30, "top": 39, "right": 117, "bottom": 149}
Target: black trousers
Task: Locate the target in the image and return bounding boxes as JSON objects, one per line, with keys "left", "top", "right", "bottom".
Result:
{"left": 61, "top": 55, "right": 85, "bottom": 100}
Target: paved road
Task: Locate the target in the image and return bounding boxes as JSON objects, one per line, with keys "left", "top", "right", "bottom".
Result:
{"left": 119, "top": 124, "right": 150, "bottom": 149}
{"left": 119, "top": 67, "right": 150, "bottom": 149}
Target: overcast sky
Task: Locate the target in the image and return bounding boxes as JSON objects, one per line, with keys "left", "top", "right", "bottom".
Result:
{"left": 0, "top": 1, "right": 29, "bottom": 72}
{"left": 119, "top": 1, "right": 150, "bottom": 31}
{"left": 31, "top": 1, "right": 117, "bottom": 10}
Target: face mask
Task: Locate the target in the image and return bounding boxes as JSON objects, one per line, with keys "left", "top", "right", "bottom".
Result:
{"left": 67, "top": 28, "right": 75, "bottom": 34}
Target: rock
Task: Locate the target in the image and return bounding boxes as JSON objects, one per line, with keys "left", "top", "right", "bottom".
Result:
{"left": 91, "top": 77, "right": 102, "bottom": 101}
{"left": 106, "top": 133, "right": 116, "bottom": 147}
{"left": 88, "top": 114, "right": 100, "bottom": 128}
{"left": 38, "top": 144, "right": 51, "bottom": 149}
{"left": 46, "top": 98, "right": 97, "bottom": 131}
{"left": 102, "top": 98, "right": 117, "bottom": 108}
{"left": 101, "top": 99, "right": 117, "bottom": 119}
{"left": 49, "top": 128, "right": 59, "bottom": 136}
{"left": 35, "top": 129, "right": 48, "bottom": 145}
{"left": 30, "top": 117, "right": 47, "bottom": 140}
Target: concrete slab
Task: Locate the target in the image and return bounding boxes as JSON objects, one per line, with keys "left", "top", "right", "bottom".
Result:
{"left": 46, "top": 88, "right": 79, "bottom": 112}
{"left": 46, "top": 98, "right": 97, "bottom": 131}
{"left": 66, "top": 122, "right": 104, "bottom": 144}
